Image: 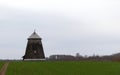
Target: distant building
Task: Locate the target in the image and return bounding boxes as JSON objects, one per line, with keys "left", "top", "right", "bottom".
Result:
{"left": 49, "top": 55, "right": 75, "bottom": 60}
{"left": 23, "top": 31, "right": 45, "bottom": 60}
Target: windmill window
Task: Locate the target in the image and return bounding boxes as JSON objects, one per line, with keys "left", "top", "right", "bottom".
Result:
{"left": 34, "top": 50, "right": 37, "bottom": 54}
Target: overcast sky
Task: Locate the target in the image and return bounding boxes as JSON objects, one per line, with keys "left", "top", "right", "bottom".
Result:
{"left": 0, "top": 0, "right": 120, "bottom": 59}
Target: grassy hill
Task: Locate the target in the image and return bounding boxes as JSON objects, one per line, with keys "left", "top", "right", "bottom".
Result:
{"left": 5, "top": 61, "right": 120, "bottom": 75}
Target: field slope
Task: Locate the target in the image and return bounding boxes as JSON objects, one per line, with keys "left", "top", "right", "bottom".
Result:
{"left": 6, "top": 61, "right": 120, "bottom": 75}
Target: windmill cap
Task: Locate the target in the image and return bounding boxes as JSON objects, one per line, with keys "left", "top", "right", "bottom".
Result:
{"left": 28, "top": 31, "right": 41, "bottom": 39}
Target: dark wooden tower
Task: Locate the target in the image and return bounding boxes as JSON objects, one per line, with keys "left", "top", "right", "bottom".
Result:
{"left": 23, "top": 31, "right": 45, "bottom": 60}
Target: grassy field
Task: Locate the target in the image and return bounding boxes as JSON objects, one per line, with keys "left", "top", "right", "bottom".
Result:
{"left": 0, "top": 62, "right": 4, "bottom": 69}
{"left": 6, "top": 61, "right": 120, "bottom": 75}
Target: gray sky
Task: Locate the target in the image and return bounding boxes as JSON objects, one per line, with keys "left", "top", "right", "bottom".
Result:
{"left": 0, "top": 0, "right": 120, "bottom": 59}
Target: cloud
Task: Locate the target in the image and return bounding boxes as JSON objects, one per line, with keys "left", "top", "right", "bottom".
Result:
{"left": 0, "top": 0, "right": 120, "bottom": 59}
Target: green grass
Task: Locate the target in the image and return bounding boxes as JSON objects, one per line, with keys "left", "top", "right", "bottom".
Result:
{"left": 6, "top": 61, "right": 120, "bottom": 75}
{"left": 0, "top": 61, "right": 4, "bottom": 70}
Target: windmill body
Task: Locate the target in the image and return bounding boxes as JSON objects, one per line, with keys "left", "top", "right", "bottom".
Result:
{"left": 23, "top": 31, "right": 45, "bottom": 60}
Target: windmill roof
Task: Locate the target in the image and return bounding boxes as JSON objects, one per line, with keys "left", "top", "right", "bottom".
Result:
{"left": 28, "top": 31, "right": 41, "bottom": 39}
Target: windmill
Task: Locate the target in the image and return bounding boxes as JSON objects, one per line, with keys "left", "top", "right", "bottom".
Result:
{"left": 23, "top": 31, "right": 45, "bottom": 60}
